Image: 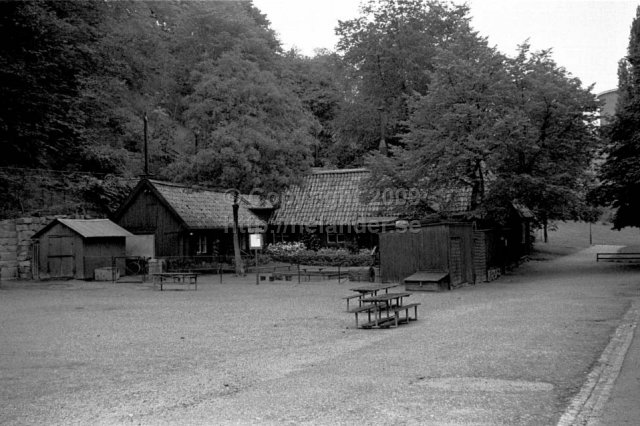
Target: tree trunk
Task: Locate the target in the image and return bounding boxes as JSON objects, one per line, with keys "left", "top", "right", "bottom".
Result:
{"left": 543, "top": 217, "right": 548, "bottom": 243}
{"left": 232, "top": 194, "right": 245, "bottom": 276}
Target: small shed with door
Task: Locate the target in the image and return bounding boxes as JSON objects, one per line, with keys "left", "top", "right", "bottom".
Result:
{"left": 32, "top": 218, "right": 133, "bottom": 280}
{"left": 379, "top": 222, "right": 475, "bottom": 289}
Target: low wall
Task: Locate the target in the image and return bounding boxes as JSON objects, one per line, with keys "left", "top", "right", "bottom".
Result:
{"left": 0, "top": 217, "right": 65, "bottom": 280}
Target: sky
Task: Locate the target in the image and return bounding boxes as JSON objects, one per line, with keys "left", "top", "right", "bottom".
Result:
{"left": 251, "top": 0, "right": 639, "bottom": 94}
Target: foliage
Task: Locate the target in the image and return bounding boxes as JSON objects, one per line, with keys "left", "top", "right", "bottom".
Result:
{"left": 265, "top": 242, "right": 307, "bottom": 257}
{"left": 0, "top": 0, "right": 103, "bottom": 169}
{"left": 266, "top": 243, "right": 373, "bottom": 267}
{"left": 165, "top": 49, "right": 315, "bottom": 193}
{"left": 594, "top": 6, "right": 640, "bottom": 229}
{"left": 333, "top": 0, "right": 474, "bottom": 165}
{"left": 365, "top": 35, "right": 600, "bottom": 227}
{"left": 0, "top": 0, "right": 315, "bottom": 219}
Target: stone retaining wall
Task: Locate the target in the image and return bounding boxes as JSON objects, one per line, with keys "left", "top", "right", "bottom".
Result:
{"left": 0, "top": 217, "right": 66, "bottom": 280}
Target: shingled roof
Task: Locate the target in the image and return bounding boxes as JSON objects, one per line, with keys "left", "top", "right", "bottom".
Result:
{"left": 33, "top": 219, "right": 133, "bottom": 239}
{"left": 135, "top": 180, "right": 266, "bottom": 230}
{"left": 269, "top": 169, "right": 391, "bottom": 226}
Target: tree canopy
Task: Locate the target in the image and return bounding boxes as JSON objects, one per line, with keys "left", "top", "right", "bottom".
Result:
{"left": 594, "top": 6, "right": 640, "bottom": 229}
{"left": 0, "top": 0, "right": 604, "bottom": 231}
{"left": 360, "top": 3, "right": 600, "bottom": 228}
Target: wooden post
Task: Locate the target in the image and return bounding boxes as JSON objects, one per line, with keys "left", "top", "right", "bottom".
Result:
{"left": 143, "top": 112, "right": 149, "bottom": 176}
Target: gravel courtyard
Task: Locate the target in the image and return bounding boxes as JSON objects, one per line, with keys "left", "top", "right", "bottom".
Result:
{"left": 1, "top": 246, "right": 639, "bottom": 425}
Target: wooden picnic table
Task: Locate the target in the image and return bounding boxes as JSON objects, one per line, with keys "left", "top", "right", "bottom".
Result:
{"left": 349, "top": 283, "right": 400, "bottom": 295}
{"left": 343, "top": 283, "right": 401, "bottom": 310}
{"left": 361, "top": 292, "right": 411, "bottom": 309}
{"left": 350, "top": 292, "right": 420, "bottom": 329}
{"left": 152, "top": 272, "right": 198, "bottom": 291}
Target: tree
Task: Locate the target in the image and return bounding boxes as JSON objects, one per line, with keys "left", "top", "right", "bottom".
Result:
{"left": 595, "top": 6, "right": 640, "bottom": 229}
{"left": 0, "top": 0, "right": 104, "bottom": 169}
{"left": 333, "top": 0, "right": 474, "bottom": 164}
{"left": 365, "top": 34, "right": 600, "bottom": 234}
{"left": 165, "top": 49, "right": 316, "bottom": 274}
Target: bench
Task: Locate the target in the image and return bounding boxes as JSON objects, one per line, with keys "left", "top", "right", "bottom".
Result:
{"left": 596, "top": 253, "right": 640, "bottom": 262}
{"left": 258, "top": 272, "right": 293, "bottom": 282}
{"left": 390, "top": 303, "right": 421, "bottom": 324}
{"left": 349, "top": 305, "right": 382, "bottom": 328}
{"left": 343, "top": 294, "right": 364, "bottom": 311}
{"left": 153, "top": 273, "right": 198, "bottom": 291}
{"left": 359, "top": 315, "right": 399, "bottom": 329}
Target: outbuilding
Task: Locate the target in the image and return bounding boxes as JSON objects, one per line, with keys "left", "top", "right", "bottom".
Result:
{"left": 32, "top": 218, "right": 133, "bottom": 280}
{"left": 379, "top": 222, "right": 475, "bottom": 288}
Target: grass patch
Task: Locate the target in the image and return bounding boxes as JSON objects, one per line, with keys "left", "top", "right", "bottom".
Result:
{"left": 533, "top": 221, "right": 640, "bottom": 258}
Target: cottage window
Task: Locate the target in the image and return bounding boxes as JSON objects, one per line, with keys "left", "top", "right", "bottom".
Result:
{"left": 327, "top": 233, "right": 345, "bottom": 245}
{"left": 197, "top": 235, "right": 208, "bottom": 254}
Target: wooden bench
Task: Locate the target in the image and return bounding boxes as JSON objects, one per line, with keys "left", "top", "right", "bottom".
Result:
{"left": 343, "top": 294, "right": 364, "bottom": 311}
{"left": 596, "top": 253, "right": 640, "bottom": 262}
{"left": 349, "top": 305, "right": 382, "bottom": 328}
{"left": 390, "top": 303, "right": 421, "bottom": 324}
{"left": 153, "top": 273, "right": 198, "bottom": 291}
{"left": 359, "top": 314, "right": 399, "bottom": 329}
{"left": 258, "top": 272, "right": 293, "bottom": 282}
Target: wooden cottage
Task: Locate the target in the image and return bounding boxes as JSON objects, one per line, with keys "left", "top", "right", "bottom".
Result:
{"left": 32, "top": 218, "right": 133, "bottom": 280}
{"left": 269, "top": 168, "right": 396, "bottom": 249}
{"left": 113, "top": 179, "right": 268, "bottom": 259}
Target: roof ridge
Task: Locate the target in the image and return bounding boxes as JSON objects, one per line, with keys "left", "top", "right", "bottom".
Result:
{"left": 147, "top": 179, "right": 191, "bottom": 188}
{"left": 311, "top": 168, "right": 369, "bottom": 175}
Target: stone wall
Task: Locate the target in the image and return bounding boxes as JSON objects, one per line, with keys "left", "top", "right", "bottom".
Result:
{"left": 0, "top": 217, "right": 64, "bottom": 280}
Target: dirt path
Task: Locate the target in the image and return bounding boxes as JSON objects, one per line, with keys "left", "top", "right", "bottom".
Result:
{"left": 1, "top": 245, "right": 638, "bottom": 425}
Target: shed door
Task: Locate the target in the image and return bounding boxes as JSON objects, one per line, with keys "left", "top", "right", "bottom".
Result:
{"left": 47, "top": 236, "right": 74, "bottom": 278}
{"left": 449, "top": 237, "right": 465, "bottom": 286}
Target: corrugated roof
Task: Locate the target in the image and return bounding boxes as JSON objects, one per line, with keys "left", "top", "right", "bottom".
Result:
{"left": 270, "top": 169, "right": 386, "bottom": 226}
{"left": 57, "top": 219, "right": 133, "bottom": 238}
{"left": 148, "top": 180, "right": 266, "bottom": 230}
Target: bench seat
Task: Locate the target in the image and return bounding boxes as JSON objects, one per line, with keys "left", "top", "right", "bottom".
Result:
{"left": 390, "top": 303, "right": 421, "bottom": 322}
{"left": 359, "top": 315, "right": 398, "bottom": 329}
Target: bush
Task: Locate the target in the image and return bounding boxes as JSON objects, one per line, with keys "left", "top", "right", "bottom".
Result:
{"left": 266, "top": 243, "right": 372, "bottom": 267}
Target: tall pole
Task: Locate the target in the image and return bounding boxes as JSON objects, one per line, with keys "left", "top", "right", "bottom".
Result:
{"left": 143, "top": 112, "right": 149, "bottom": 176}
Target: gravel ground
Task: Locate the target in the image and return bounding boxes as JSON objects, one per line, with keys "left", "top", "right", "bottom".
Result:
{"left": 1, "top": 246, "right": 639, "bottom": 425}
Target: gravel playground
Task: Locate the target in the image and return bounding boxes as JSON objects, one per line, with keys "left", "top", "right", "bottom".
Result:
{"left": 1, "top": 246, "right": 639, "bottom": 425}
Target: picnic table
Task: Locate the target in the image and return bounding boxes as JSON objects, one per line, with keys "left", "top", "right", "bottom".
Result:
{"left": 152, "top": 272, "right": 198, "bottom": 291}
{"left": 343, "top": 283, "right": 401, "bottom": 310}
{"left": 348, "top": 290, "right": 420, "bottom": 329}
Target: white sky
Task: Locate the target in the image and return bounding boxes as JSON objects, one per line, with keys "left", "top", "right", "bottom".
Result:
{"left": 252, "top": 0, "right": 638, "bottom": 94}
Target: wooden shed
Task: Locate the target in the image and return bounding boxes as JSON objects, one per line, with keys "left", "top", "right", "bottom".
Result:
{"left": 32, "top": 219, "right": 133, "bottom": 280}
{"left": 379, "top": 222, "right": 475, "bottom": 289}
{"left": 112, "top": 179, "right": 267, "bottom": 259}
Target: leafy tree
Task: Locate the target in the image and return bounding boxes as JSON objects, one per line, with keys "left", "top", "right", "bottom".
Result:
{"left": 333, "top": 0, "right": 473, "bottom": 164}
{"left": 0, "top": 0, "right": 103, "bottom": 169}
{"left": 365, "top": 32, "right": 600, "bottom": 236}
{"left": 281, "top": 49, "right": 344, "bottom": 166}
{"left": 165, "top": 48, "right": 316, "bottom": 274}
{"left": 595, "top": 6, "right": 640, "bottom": 229}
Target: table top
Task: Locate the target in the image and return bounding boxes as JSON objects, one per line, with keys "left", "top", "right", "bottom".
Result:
{"left": 349, "top": 283, "right": 400, "bottom": 293}
{"left": 361, "top": 292, "right": 411, "bottom": 303}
